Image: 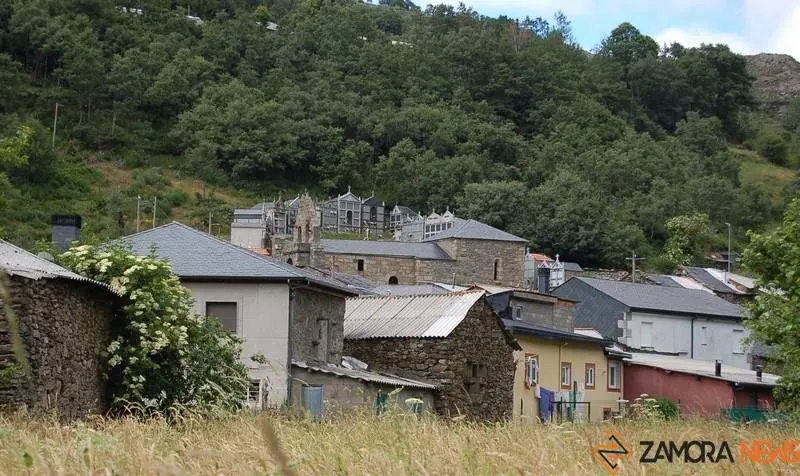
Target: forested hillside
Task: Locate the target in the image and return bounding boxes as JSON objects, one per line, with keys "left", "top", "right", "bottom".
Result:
{"left": 0, "top": 0, "right": 794, "bottom": 266}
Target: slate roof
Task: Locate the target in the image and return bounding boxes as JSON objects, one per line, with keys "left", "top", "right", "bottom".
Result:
{"left": 116, "top": 222, "right": 355, "bottom": 294}
{"left": 569, "top": 277, "right": 742, "bottom": 318}
{"left": 503, "top": 319, "right": 612, "bottom": 346}
{"left": 344, "top": 291, "right": 485, "bottom": 339}
{"left": 683, "top": 267, "right": 739, "bottom": 294}
{"left": 0, "top": 240, "right": 116, "bottom": 293}
{"left": 564, "top": 262, "right": 584, "bottom": 272}
{"left": 320, "top": 239, "right": 452, "bottom": 260}
{"left": 422, "top": 219, "right": 526, "bottom": 243}
{"left": 292, "top": 360, "right": 438, "bottom": 390}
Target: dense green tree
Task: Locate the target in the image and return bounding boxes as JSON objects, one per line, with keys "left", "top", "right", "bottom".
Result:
{"left": 742, "top": 198, "right": 800, "bottom": 411}
{"left": 664, "top": 213, "right": 713, "bottom": 265}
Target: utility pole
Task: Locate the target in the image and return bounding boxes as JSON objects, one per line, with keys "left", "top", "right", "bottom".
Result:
{"left": 51, "top": 103, "right": 59, "bottom": 151}
{"left": 626, "top": 252, "right": 645, "bottom": 283}
{"left": 152, "top": 196, "right": 157, "bottom": 229}
{"left": 136, "top": 195, "right": 141, "bottom": 232}
{"left": 725, "top": 222, "right": 732, "bottom": 284}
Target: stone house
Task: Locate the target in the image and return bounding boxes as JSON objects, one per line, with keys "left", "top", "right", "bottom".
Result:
{"left": 552, "top": 277, "right": 750, "bottom": 368}
{"left": 0, "top": 240, "right": 118, "bottom": 419}
{"left": 120, "top": 221, "right": 433, "bottom": 415}
{"left": 343, "top": 290, "right": 520, "bottom": 421}
{"left": 276, "top": 218, "right": 528, "bottom": 288}
{"left": 504, "top": 319, "right": 629, "bottom": 423}
{"left": 475, "top": 284, "right": 576, "bottom": 332}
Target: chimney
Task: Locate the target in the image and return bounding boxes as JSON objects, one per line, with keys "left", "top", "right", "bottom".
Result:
{"left": 756, "top": 368, "right": 763, "bottom": 382}
{"left": 51, "top": 214, "right": 82, "bottom": 250}
{"left": 714, "top": 360, "right": 722, "bottom": 377}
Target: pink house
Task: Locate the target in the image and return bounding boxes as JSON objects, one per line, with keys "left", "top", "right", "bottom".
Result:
{"left": 624, "top": 353, "right": 776, "bottom": 418}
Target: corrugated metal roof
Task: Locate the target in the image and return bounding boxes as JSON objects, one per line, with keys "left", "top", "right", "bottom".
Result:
{"left": 344, "top": 291, "right": 485, "bottom": 339}
{"left": 423, "top": 219, "right": 526, "bottom": 243}
{"left": 320, "top": 239, "right": 452, "bottom": 260}
{"left": 0, "top": 240, "right": 118, "bottom": 294}
{"left": 292, "top": 360, "right": 437, "bottom": 390}
{"left": 626, "top": 352, "right": 779, "bottom": 387}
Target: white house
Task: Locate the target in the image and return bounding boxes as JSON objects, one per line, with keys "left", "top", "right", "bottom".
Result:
{"left": 120, "top": 222, "right": 357, "bottom": 407}
{"left": 552, "top": 277, "right": 750, "bottom": 368}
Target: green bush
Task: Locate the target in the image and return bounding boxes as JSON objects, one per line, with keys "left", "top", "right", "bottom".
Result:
{"left": 654, "top": 397, "right": 680, "bottom": 420}
{"left": 757, "top": 132, "right": 789, "bottom": 166}
{"left": 58, "top": 245, "right": 249, "bottom": 414}
{"left": 165, "top": 189, "right": 189, "bottom": 207}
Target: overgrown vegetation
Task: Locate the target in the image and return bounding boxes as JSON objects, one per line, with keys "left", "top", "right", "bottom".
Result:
{"left": 742, "top": 198, "right": 800, "bottom": 413}
{"left": 58, "top": 245, "right": 249, "bottom": 414}
{"left": 0, "top": 411, "right": 796, "bottom": 474}
{"left": 0, "top": 1, "right": 794, "bottom": 265}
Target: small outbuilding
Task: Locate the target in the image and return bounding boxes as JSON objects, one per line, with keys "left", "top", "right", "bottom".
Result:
{"left": 343, "top": 290, "right": 519, "bottom": 421}
{"left": 0, "top": 240, "right": 118, "bottom": 419}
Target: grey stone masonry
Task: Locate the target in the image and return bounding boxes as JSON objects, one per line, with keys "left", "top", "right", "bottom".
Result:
{"left": 344, "top": 298, "right": 516, "bottom": 421}
{"left": 292, "top": 287, "right": 345, "bottom": 364}
{"left": 0, "top": 276, "right": 115, "bottom": 419}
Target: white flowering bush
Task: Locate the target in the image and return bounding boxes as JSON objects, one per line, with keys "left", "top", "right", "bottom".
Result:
{"left": 59, "top": 245, "right": 249, "bottom": 414}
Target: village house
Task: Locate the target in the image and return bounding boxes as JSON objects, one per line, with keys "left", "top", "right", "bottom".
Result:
{"left": 552, "top": 277, "right": 750, "bottom": 368}
{"left": 524, "top": 253, "right": 583, "bottom": 292}
{"left": 504, "top": 319, "right": 629, "bottom": 423}
{"left": 274, "top": 215, "right": 528, "bottom": 287}
{"left": 623, "top": 353, "right": 778, "bottom": 418}
{"left": 343, "top": 291, "right": 519, "bottom": 421}
{"left": 0, "top": 240, "right": 118, "bottom": 419}
{"left": 320, "top": 189, "right": 390, "bottom": 235}
{"left": 474, "top": 284, "right": 576, "bottom": 332}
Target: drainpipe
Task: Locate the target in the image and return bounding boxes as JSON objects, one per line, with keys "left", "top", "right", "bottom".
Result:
{"left": 287, "top": 282, "right": 296, "bottom": 405}
{"left": 690, "top": 316, "right": 698, "bottom": 359}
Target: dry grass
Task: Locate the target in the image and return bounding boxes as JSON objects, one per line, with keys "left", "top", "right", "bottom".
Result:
{"left": 0, "top": 410, "right": 797, "bottom": 475}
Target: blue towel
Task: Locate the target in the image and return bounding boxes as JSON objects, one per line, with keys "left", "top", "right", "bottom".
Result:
{"left": 539, "top": 387, "right": 554, "bottom": 421}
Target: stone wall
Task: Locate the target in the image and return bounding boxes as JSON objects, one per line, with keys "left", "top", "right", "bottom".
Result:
{"left": 448, "top": 239, "right": 526, "bottom": 287}
{"left": 322, "top": 254, "right": 454, "bottom": 285}
{"left": 0, "top": 277, "right": 114, "bottom": 419}
{"left": 292, "top": 287, "right": 345, "bottom": 364}
{"left": 344, "top": 298, "right": 516, "bottom": 421}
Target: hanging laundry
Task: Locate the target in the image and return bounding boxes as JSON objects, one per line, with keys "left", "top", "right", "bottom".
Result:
{"left": 539, "top": 387, "right": 554, "bottom": 421}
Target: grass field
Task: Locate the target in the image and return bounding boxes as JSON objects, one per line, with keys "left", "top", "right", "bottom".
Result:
{"left": 0, "top": 410, "right": 797, "bottom": 475}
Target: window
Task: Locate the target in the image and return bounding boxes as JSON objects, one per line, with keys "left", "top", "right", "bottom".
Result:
{"left": 246, "top": 379, "right": 266, "bottom": 410}
{"left": 514, "top": 306, "right": 522, "bottom": 320}
{"left": 370, "top": 206, "right": 377, "bottom": 223}
{"left": 525, "top": 354, "right": 538, "bottom": 388}
{"left": 701, "top": 325, "right": 709, "bottom": 346}
{"left": 388, "top": 276, "right": 398, "bottom": 285}
{"left": 608, "top": 360, "right": 621, "bottom": 391}
{"left": 205, "top": 302, "right": 237, "bottom": 333}
{"left": 346, "top": 210, "right": 353, "bottom": 225}
{"left": 585, "top": 363, "right": 596, "bottom": 389}
{"left": 465, "top": 362, "right": 487, "bottom": 403}
{"left": 493, "top": 259, "right": 500, "bottom": 281}
{"left": 560, "top": 362, "right": 572, "bottom": 389}
{"left": 733, "top": 328, "right": 746, "bottom": 355}
{"left": 603, "top": 408, "right": 614, "bottom": 421}
{"left": 357, "top": 259, "right": 364, "bottom": 272}
{"left": 641, "top": 321, "right": 653, "bottom": 348}
{"left": 287, "top": 258, "right": 293, "bottom": 265}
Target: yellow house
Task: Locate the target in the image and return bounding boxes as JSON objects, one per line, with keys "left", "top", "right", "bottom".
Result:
{"left": 504, "top": 320, "right": 630, "bottom": 423}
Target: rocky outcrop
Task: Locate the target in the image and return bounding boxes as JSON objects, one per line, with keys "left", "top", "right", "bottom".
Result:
{"left": 746, "top": 53, "right": 800, "bottom": 116}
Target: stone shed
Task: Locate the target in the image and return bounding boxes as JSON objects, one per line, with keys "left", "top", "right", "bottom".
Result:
{"left": 343, "top": 290, "right": 519, "bottom": 421}
{"left": 291, "top": 359, "right": 437, "bottom": 417}
{"left": 0, "top": 240, "right": 118, "bottom": 419}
